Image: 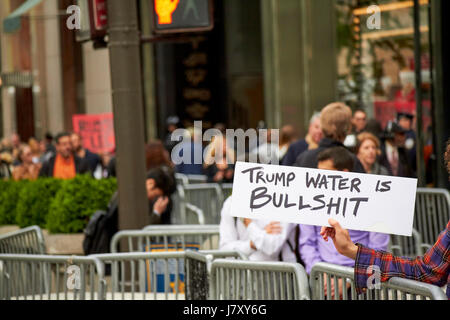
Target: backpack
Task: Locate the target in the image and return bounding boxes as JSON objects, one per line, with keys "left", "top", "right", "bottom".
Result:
{"left": 83, "top": 192, "right": 119, "bottom": 255}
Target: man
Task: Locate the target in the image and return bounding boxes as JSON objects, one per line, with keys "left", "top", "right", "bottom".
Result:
{"left": 71, "top": 132, "right": 101, "bottom": 173}
{"left": 299, "top": 147, "right": 389, "bottom": 277}
{"left": 344, "top": 109, "right": 367, "bottom": 149}
{"left": 397, "top": 112, "right": 417, "bottom": 173}
{"left": 174, "top": 127, "right": 204, "bottom": 175}
{"left": 219, "top": 196, "right": 297, "bottom": 262}
{"left": 282, "top": 112, "right": 322, "bottom": 167}
{"left": 39, "top": 132, "right": 90, "bottom": 179}
{"left": 320, "top": 141, "right": 450, "bottom": 298}
{"left": 294, "top": 102, "right": 365, "bottom": 173}
{"left": 379, "top": 121, "right": 415, "bottom": 177}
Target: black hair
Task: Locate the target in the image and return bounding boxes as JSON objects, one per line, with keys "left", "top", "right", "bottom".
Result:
{"left": 317, "top": 147, "right": 354, "bottom": 171}
{"left": 146, "top": 166, "right": 176, "bottom": 196}
{"left": 55, "top": 132, "right": 71, "bottom": 144}
{"left": 45, "top": 132, "right": 53, "bottom": 141}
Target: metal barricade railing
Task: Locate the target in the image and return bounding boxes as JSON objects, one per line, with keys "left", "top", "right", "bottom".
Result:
{"left": 171, "top": 186, "right": 205, "bottom": 225}
{"left": 220, "top": 183, "right": 233, "bottom": 204}
{"left": 185, "top": 174, "right": 208, "bottom": 184}
{"left": 93, "top": 250, "right": 245, "bottom": 300}
{"left": 0, "top": 254, "right": 105, "bottom": 300}
{"left": 0, "top": 226, "right": 46, "bottom": 254}
{"left": 175, "top": 173, "right": 189, "bottom": 186}
{"left": 388, "top": 228, "right": 424, "bottom": 258}
{"left": 310, "top": 262, "right": 447, "bottom": 300}
{"left": 209, "top": 259, "right": 310, "bottom": 300}
{"left": 181, "top": 183, "right": 224, "bottom": 225}
{"left": 414, "top": 188, "right": 450, "bottom": 251}
{"left": 111, "top": 225, "right": 220, "bottom": 253}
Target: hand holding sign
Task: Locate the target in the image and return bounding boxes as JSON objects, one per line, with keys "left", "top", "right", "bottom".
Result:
{"left": 231, "top": 162, "right": 417, "bottom": 236}
{"left": 320, "top": 219, "right": 358, "bottom": 260}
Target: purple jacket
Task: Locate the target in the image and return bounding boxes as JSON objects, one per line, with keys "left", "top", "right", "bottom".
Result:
{"left": 299, "top": 224, "right": 390, "bottom": 274}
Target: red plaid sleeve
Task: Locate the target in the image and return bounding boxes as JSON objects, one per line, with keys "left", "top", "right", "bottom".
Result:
{"left": 354, "top": 221, "right": 450, "bottom": 298}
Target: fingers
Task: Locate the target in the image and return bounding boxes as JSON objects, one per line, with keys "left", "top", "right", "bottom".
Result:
{"left": 328, "top": 219, "right": 343, "bottom": 232}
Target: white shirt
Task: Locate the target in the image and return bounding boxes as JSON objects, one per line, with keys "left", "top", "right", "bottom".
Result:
{"left": 219, "top": 197, "right": 297, "bottom": 262}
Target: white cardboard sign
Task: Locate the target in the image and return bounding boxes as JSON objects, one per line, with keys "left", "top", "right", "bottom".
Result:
{"left": 230, "top": 161, "right": 418, "bottom": 236}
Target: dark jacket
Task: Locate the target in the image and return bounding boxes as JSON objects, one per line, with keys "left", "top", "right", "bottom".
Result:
{"left": 294, "top": 138, "right": 366, "bottom": 173}
{"left": 379, "top": 142, "right": 415, "bottom": 178}
{"left": 204, "top": 163, "right": 235, "bottom": 183}
{"left": 83, "top": 149, "right": 102, "bottom": 173}
{"left": 282, "top": 139, "right": 309, "bottom": 167}
{"left": 39, "top": 154, "right": 91, "bottom": 178}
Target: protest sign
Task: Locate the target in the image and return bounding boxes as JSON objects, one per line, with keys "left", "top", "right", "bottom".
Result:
{"left": 230, "top": 161, "right": 418, "bottom": 236}
{"left": 72, "top": 113, "right": 115, "bottom": 154}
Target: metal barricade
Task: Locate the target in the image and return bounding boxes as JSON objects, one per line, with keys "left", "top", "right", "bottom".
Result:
{"left": 220, "top": 183, "right": 233, "bottom": 204}
{"left": 414, "top": 188, "right": 450, "bottom": 251}
{"left": 93, "top": 250, "right": 245, "bottom": 300}
{"left": 185, "top": 174, "right": 208, "bottom": 184}
{"left": 0, "top": 226, "right": 46, "bottom": 254}
{"left": 175, "top": 173, "right": 189, "bottom": 186}
{"left": 111, "top": 225, "right": 220, "bottom": 253}
{"left": 0, "top": 254, "right": 105, "bottom": 300}
{"left": 388, "top": 228, "right": 424, "bottom": 258}
{"left": 209, "top": 259, "right": 310, "bottom": 300}
{"left": 181, "top": 183, "right": 224, "bottom": 225}
{"left": 170, "top": 186, "right": 205, "bottom": 225}
{"left": 310, "top": 262, "right": 447, "bottom": 300}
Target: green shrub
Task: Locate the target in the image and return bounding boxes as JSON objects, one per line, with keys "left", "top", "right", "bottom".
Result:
{"left": 0, "top": 179, "right": 29, "bottom": 225}
{"left": 15, "top": 178, "right": 62, "bottom": 228}
{"left": 46, "top": 175, "right": 117, "bottom": 234}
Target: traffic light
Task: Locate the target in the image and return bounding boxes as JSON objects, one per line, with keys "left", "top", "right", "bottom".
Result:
{"left": 152, "top": 0, "right": 214, "bottom": 34}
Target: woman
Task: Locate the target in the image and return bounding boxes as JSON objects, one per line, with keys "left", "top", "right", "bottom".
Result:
{"left": 204, "top": 136, "right": 235, "bottom": 183}
{"left": 356, "top": 132, "right": 389, "bottom": 175}
{"left": 12, "top": 145, "right": 42, "bottom": 181}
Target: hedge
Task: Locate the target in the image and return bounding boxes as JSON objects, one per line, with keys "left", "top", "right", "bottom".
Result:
{"left": 46, "top": 175, "right": 117, "bottom": 233}
{"left": 0, "top": 176, "right": 117, "bottom": 234}
{"left": 0, "top": 179, "right": 29, "bottom": 225}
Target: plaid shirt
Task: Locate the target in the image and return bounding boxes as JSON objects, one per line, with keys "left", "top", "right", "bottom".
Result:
{"left": 354, "top": 220, "right": 450, "bottom": 299}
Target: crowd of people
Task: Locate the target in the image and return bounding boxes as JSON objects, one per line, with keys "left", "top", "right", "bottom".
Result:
{"left": 217, "top": 102, "right": 449, "bottom": 299}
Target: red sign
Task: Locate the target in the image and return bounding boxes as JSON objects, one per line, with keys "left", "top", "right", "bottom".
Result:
{"left": 72, "top": 113, "right": 115, "bottom": 154}
{"left": 93, "top": 0, "right": 108, "bottom": 30}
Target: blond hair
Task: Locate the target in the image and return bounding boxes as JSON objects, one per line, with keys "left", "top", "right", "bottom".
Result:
{"left": 320, "top": 102, "right": 352, "bottom": 142}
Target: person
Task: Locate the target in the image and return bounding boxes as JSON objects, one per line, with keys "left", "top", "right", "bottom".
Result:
{"left": 0, "top": 151, "right": 13, "bottom": 179}
{"left": 379, "top": 121, "right": 414, "bottom": 178}
{"left": 39, "top": 132, "right": 90, "bottom": 179}
{"left": 250, "top": 128, "right": 280, "bottom": 164}
{"left": 282, "top": 112, "right": 322, "bottom": 166}
{"left": 93, "top": 152, "right": 113, "bottom": 179}
{"left": 174, "top": 127, "right": 204, "bottom": 175}
{"left": 299, "top": 147, "right": 389, "bottom": 298}
{"left": 356, "top": 132, "right": 389, "bottom": 175}
{"left": 320, "top": 141, "right": 450, "bottom": 297}
{"left": 219, "top": 196, "right": 297, "bottom": 261}
{"left": 294, "top": 102, "right": 365, "bottom": 173}
{"left": 11, "top": 133, "right": 22, "bottom": 166}
{"left": 28, "top": 138, "right": 42, "bottom": 164}
{"left": 12, "top": 145, "right": 41, "bottom": 181}
{"left": 204, "top": 135, "right": 236, "bottom": 183}
{"left": 344, "top": 109, "right": 367, "bottom": 150}
{"left": 71, "top": 133, "right": 102, "bottom": 173}
{"left": 397, "top": 112, "right": 417, "bottom": 174}
{"left": 146, "top": 166, "right": 177, "bottom": 225}
{"left": 278, "top": 125, "right": 297, "bottom": 164}
{"left": 146, "top": 140, "right": 174, "bottom": 170}
{"left": 164, "top": 116, "right": 180, "bottom": 154}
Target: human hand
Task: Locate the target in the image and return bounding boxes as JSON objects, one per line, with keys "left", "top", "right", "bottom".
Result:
{"left": 264, "top": 222, "right": 282, "bottom": 234}
{"left": 214, "top": 170, "right": 225, "bottom": 182}
{"left": 243, "top": 218, "right": 252, "bottom": 228}
{"left": 155, "top": 0, "right": 180, "bottom": 24}
{"left": 154, "top": 196, "right": 169, "bottom": 215}
{"left": 320, "top": 219, "right": 358, "bottom": 260}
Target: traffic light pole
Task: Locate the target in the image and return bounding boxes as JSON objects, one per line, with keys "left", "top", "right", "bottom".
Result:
{"left": 107, "top": 0, "right": 149, "bottom": 230}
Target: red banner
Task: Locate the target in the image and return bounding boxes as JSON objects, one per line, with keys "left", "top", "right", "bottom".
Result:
{"left": 72, "top": 113, "right": 115, "bottom": 154}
